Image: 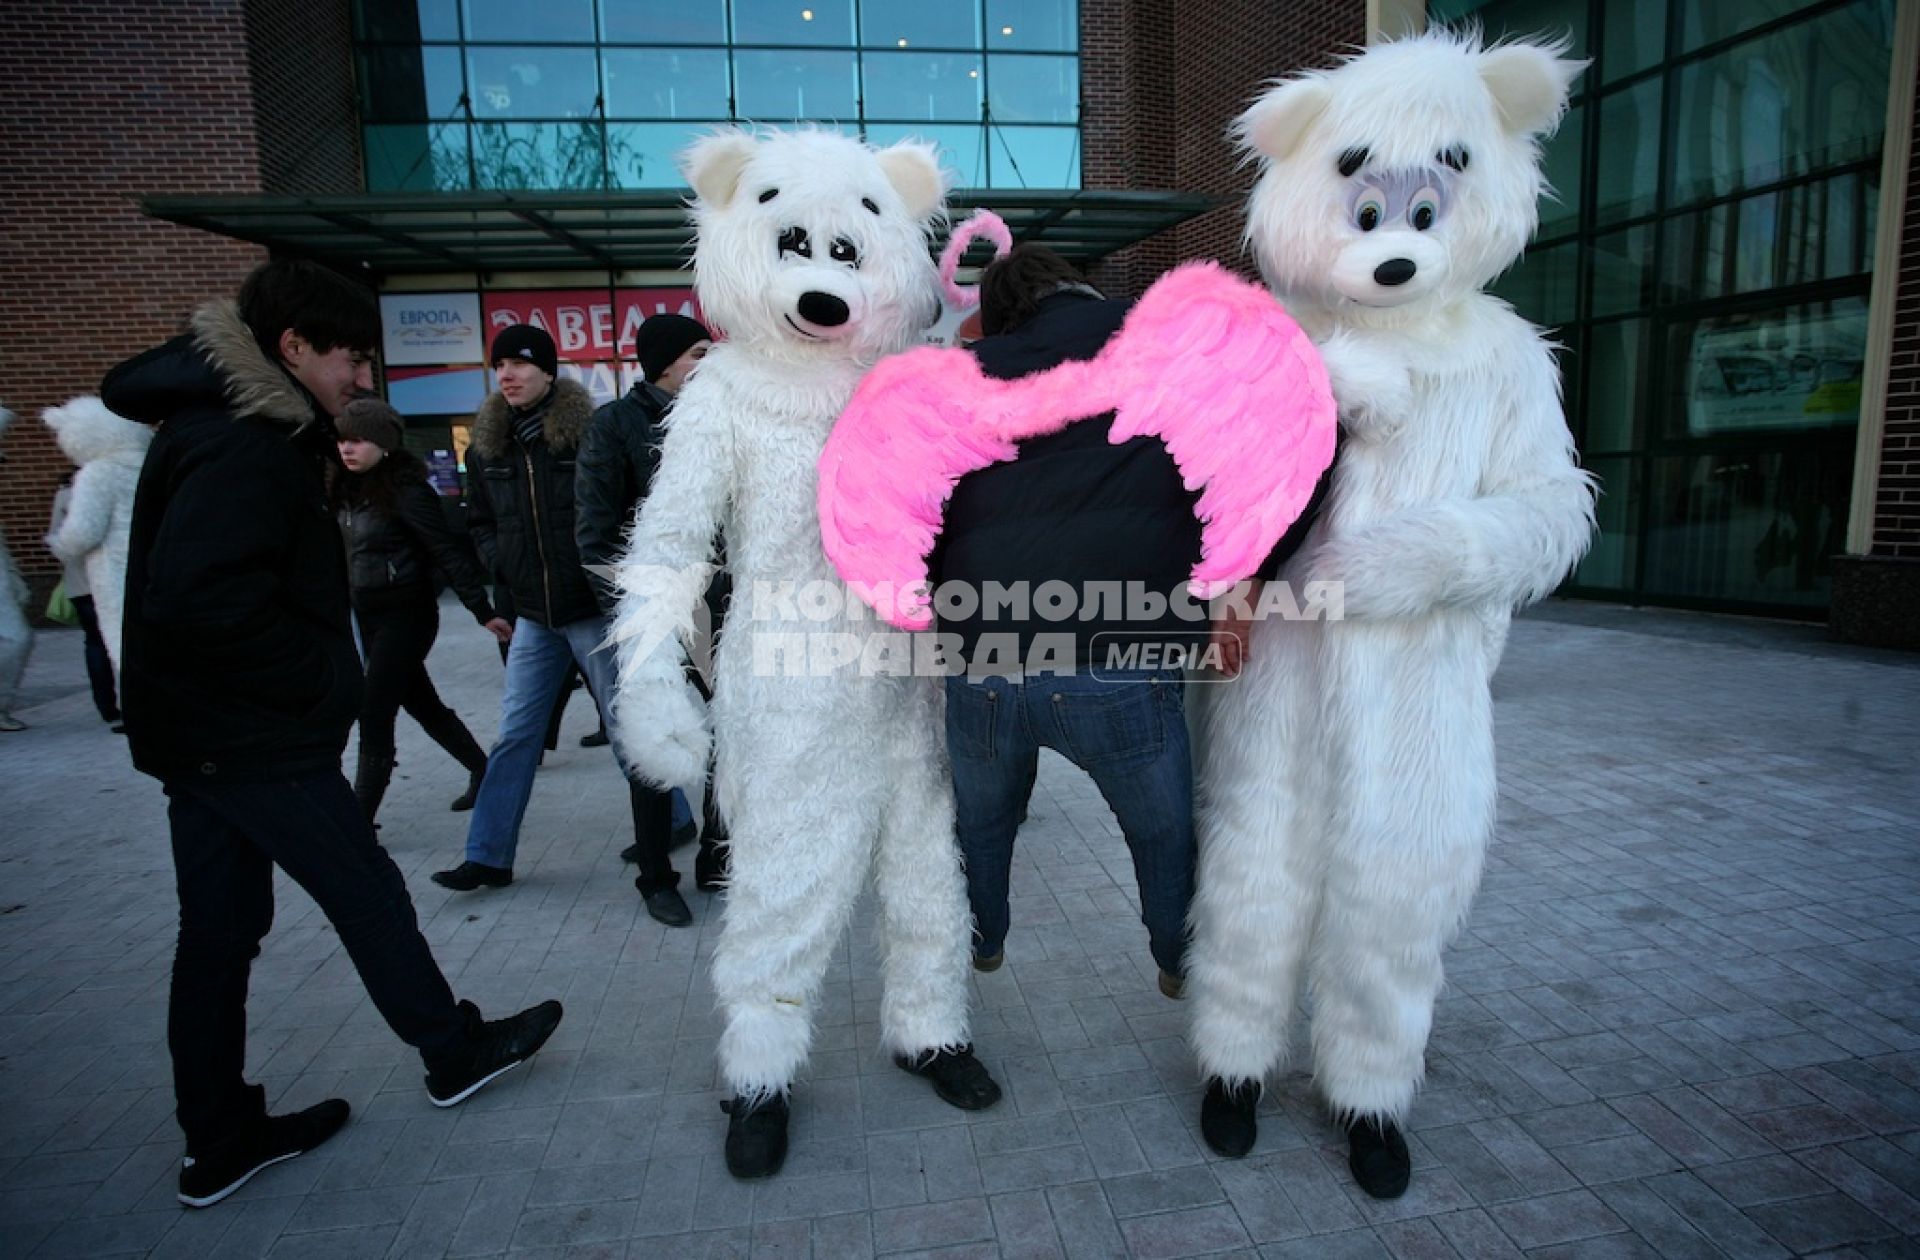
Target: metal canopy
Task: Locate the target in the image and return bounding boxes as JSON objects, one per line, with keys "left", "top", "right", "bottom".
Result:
{"left": 138, "top": 189, "right": 1219, "bottom": 277}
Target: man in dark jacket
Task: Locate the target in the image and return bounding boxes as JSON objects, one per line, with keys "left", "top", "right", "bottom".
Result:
{"left": 576, "top": 313, "right": 730, "bottom": 891}
{"left": 106, "top": 259, "right": 563, "bottom": 1209}
{"left": 931, "top": 245, "right": 1328, "bottom": 1000}
{"left": 436, "top": 324, "right": 693, "bottom": 926}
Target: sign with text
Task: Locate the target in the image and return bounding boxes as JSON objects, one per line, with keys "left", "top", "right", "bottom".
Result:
{"left": 380, "top": 292, "right": 485, "bottom": 366}
{"left": 481, "top": 288, "right": 703, "bottom": 361}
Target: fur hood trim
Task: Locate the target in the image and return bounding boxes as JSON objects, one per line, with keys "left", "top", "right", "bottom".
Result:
{"left": 470, "top": 377, "right": 596, "bottom": 460}
{"left": 189, "top": 300, "right": 318, "bottom": 429}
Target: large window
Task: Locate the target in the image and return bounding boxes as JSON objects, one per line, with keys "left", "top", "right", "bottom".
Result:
{"left": 354, "top": 0, "right": 1081, "bottom": 192}
{"left": 1430, "top": 0, "right": 1896, "bottom": 614}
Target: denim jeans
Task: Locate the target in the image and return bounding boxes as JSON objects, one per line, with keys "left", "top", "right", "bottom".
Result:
{"left": 944, "top": 668, "right": 1194, "bottom": 976}
{"left": 165, "top": 770, "right": 468, "bottom": 1152}
{"left": 466, "top": 614, "right": 675, "bottom": 883}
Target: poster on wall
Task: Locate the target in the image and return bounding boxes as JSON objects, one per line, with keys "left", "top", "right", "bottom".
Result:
{"left": 380, "top": 293, "right": 485, "bottom": 366}
{"left": 481, "top": 288, "right": 702, "bottom": 361}
{"left": 1684, "top": 301, "right": 1866, "bottom": 435}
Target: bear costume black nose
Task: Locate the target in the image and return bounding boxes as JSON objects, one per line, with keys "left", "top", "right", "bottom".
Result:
{"left": 798, "top": 291, "right": 850, "bottom": 327}
{"left": 1374, "top": 258, "right": 1417, "bottom": 287}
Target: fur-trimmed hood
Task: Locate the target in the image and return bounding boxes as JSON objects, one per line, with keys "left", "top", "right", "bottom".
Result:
{"left": 43, "top": 396, "right": 152, "bottom": 467}
{"left": 469, "top": 377, "right": 595, "bottom": 460}
{"left": 101, "top": 300, "right": 318, "bottom": 431}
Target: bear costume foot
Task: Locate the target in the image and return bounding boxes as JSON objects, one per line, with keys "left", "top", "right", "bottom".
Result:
{"left": 720, "top": 1091, "right": 790, "bottom": 1180}
{"left": 1347, "top": 1116, "right": 1410, "bottom": 1199}
{"left": 1200, "top": 1077, "right": 1260, "bottom": 1157}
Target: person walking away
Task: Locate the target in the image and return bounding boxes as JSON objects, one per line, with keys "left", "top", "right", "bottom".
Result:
{"left": 102, "top": 259, "right": 563, "bottom": 1208}
{"left": 576, "top": 312, "right": 730, "bottom": 892}
{"left": 332, "top": 397, "right": 511, "bottom": 822}
{"left": 46, "top": 474, "right": 120, "bottom": 727}
{"left": 434, "top": 324, "right": 693, "bottom": 926}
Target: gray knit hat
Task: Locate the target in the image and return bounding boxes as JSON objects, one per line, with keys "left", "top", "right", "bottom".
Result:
{"left": 336, "top": 397, "right": 405, "bottom": 450}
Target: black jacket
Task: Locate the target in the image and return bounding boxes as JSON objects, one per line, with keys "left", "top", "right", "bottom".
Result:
{"left": 103, "top": 301, "right": 365, "bottom": 783}
{"left": 931, "top": 290, "right": 1328, "bottom": 670}
{"left": 335, "top": 449, "right": 497, "bottom": 623}
{"left": 576, "top": 380, "right": 733, "bottom": 625}
{"left": 464, "top": 377, "right": 601, "bottom": 628}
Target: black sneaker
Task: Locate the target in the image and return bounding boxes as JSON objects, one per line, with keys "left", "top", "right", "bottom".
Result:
{"left": 425, "top": 999, "right": 564, "bottom": 1107}
{"left": 430, "top": 861, "right": 512, "bottom": 891}
{"left": 177, "top": 1099, "right": 349, "bottom": 1208}
{"left": 1347, "top": 1116, "right": 1411, "bottom": 1199}
{"left": 642, "top": 886, "right": 693, "bottom": 927}
{"left": 721, "top": 1092, "right": 790, "bottom": 1180}
{"left": 1200, "top": 1077, "right": 1260, "bottom": 1157}
{"left": 895, "top": 1045, "right": 1003, "bottom": 1111}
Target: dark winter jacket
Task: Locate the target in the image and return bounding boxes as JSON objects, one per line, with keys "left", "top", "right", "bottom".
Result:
{"left": 103, "top": 301, "right": 365, "bottom": 783}
{"left": 576, "top": 381, "right": 732, "bottom": 624}
{"left": 333, "top": 448, "right": 496, "bottom": 623}
{"left": 931, "top": 290, "right": 1329, "bottom": 670}
{"left": 464, "top": 377, "right": 601, "bottom": 629}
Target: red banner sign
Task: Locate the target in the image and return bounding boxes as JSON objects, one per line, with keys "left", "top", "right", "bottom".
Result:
{"left": 481, "top": 288, "right": 703, "bottom": 361}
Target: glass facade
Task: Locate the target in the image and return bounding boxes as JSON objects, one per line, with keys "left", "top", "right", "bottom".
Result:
{"left": 1430, "top": 0, "right": 1896, "bottom": 614}
{"left": 354, "top": 0, "right": 1081, "bottom": 192}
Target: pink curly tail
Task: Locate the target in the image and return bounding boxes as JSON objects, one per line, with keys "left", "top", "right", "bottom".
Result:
{"left": 939, "top": 210, "right": 1012, "bottom": 309}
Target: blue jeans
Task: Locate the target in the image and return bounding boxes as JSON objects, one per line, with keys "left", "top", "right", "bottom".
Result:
{"left": 944, "top": 668, "right": 1194, "bottom": 977}
{"left": 467, "top": 614, "right": 669, "bottom": 875}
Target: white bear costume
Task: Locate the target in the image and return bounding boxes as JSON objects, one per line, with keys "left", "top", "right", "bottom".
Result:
{"left": 1188, "top": 33, "right": 1597, "bottom": 1136}
{"left": 610, "top": 129, "right": 974, "bottom": 1103}
{"left": 43, "top": 396, "right": 152, "bottom": 666}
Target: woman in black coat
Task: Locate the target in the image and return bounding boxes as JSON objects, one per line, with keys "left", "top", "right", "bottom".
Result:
{"left": 332, "top": 399, "right": 511, "bottom": 822}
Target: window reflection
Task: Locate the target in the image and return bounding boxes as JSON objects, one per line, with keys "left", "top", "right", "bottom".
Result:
{"left": 607, "top": 123, "right": 706, "bottom": 188}
{"left": 732, "top": 0, "right": 854, "bottom": 46}
{"left": 604, "top": 48, "right": 730, "bottom": 119}
{"left": 860, "top": 0, "right": 979, "bottom": 48}
{"left": 471, "top": 121, "right": 607, "bottom": 188}
{"left": 468, "top": 47, "right": 599, "bottom": 119}
{"left": 866, "top": 123, "right": 986, "bottom": 186}
{"left": 988, "top": 55, "right": 1078, "bottom": 123}
{"left": 601, "top": 0, "right": 725, "bottom": 44}
{"left": 1594, "top": 78, "right": 1660, "bottom": 226}
{"left": 465, "top": 0, "right": 594, "bottom": 42}
{"left": 734, "top": 49, "right": 857, "bottom": 120}
{"left": 357, "top": 0, "right": 459, "bottom": 42}
{"left": 865, "top": 53, "right": 983, "bottom": 122}
{"left": 985, "top": 0, "right": 1076, "bottom": 51}
{"left": 365, "top": 122, "right": 471, "bottom": 191}
{"left": 989, "top": 125, "right": 1079, "bottom": 188}
{"left": 360, "top": 45, "right": 466, "bottom": 122}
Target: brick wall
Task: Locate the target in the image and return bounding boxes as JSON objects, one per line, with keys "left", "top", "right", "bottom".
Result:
{"left": 1080, "top": 0, "right": 1367, "bottom": 296}
{"left": 0, "top": 0, "right": 360, "bottom": 598}
{"left": 1872, "top": 59, "right": 1920, "bottom": 559}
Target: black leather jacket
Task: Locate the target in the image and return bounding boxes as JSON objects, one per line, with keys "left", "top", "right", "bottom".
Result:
{"left": 464, "top": 377, "right": 601, "bottom": 629}
{"left": 335, "top": 449, "right": 496, "bottom": 623}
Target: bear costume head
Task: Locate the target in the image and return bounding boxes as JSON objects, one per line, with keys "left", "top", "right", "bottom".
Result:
{"left": 1237, "top": 31, "right": 1582, "bottom": 322}
{"left": 43, "top": 396, "right": 151, "bottom": 467}
{"left": 681, "top": 127, "right": 947, "bottom": 364}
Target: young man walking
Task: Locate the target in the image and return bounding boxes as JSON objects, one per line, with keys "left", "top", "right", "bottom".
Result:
{"left": 435, "top": 324, "right": 693, "bottom": 926}
{"left": 103, "top": 260, "right": 564, "bottom": 1209}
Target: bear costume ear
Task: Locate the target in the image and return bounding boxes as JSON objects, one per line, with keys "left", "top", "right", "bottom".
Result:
{"left": 876, "top": 141, "right": 946, "bottom": 221}
{"left": 683, "top": 130, "right": 759, "bottom": 208}
{"left": 1478, "top": 42, "right": 1584, "bottom": 137}
{"left": 1235, "top": 79, "right": 1332, "bottom": 162}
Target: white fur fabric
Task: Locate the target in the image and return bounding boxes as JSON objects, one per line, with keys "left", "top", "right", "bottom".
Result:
{"left": 1188, "top": 31, "right": 1597, "bottom": 1127}
{"left": 43, "top": 397, "right": 151, "bottom": 665}
{"left": 610, "top": 129, "right": 972, "bottom": 1099}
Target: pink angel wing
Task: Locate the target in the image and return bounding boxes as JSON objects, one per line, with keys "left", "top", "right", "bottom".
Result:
{"left": 1102, "top": 262, "right": 1337, "bottom": 597}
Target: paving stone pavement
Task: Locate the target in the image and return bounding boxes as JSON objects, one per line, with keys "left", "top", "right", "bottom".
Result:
{"left": 1, "top": 598, "right": 1917, "bottom": 1260}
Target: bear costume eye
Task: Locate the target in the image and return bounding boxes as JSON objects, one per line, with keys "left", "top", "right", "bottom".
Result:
{"left": 829, "top": 237, "right": 860, "bottom": 266}
{"left": 1409, "top": 187, "right": 1440, "bottom": 231}
{"left": 1354, "top": 191, "right": 1385, "bottom": 232}
{"left": 758, "top": 187, "right": 779, "bottom": 203}
{"left": 778, "top": 226, "right": 812, "bottom": 259}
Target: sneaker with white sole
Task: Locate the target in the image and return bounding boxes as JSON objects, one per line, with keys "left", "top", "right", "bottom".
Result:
{"left": 424, "top": 999, "right": 564, "bottom": 1107}
{"left": 177, "top": 1098, "right": 350, "bottom": 1208}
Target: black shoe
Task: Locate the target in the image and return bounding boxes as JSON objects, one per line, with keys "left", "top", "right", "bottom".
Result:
{"left": 425, "top": 999, "right": 565, "bottom": 1107}
{"left": 642, "top": 885, "right": 692, "bottom": 927}
{"left": 450, "top": 767, "right": 485, "bottom": 812}
{"left": 619, "top": 842, "right": 641, "bottom": 863}
{"left": 896, "top": 1045, "right": 1002, "bottom": 1111}
{"left": 430, "top": 861, "right": 512, "bottom": 891}
{"left": 1201, "top": 1077, "right": 1260, "bottom": 1158}
{"left": 1347, "top": 1116, "right": 1411, "bottom": 1199}
{"left": 1158, "top": 969, "right": 1185, "bottom": 1000}
{"left": 721, "top": 1092, "right": 790, "bottom": 1180}
{"left": 973, "top": 950, "right": 1004, "bottom": 973}
{"left": 580, "top": 728, "right": 610, "bottom": 748}
{"left": 177, "top": 1099, "right": 349, "bottom": 1208}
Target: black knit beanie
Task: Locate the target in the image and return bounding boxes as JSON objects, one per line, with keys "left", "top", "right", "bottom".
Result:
{"left": 635, "top": 314, "right": 711, "bottom": 383}
{"left": 490, "top": 323, "right": 558, "bottom": 377}
{"left": 336, "top": 397, "right": 405, "bottom": 450}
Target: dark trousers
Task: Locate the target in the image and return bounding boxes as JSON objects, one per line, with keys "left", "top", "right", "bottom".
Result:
{"left": 945, "top": 668, "right": 1195, "bottom": 977}
{"left": 69, "top": 594, "right": 118, "bottom": 722}
{"left": 356, "top": 596, "right": 486, "bottom": 773}
{"left": 165, "top": 769, "right": 469, "bottom": 1152}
